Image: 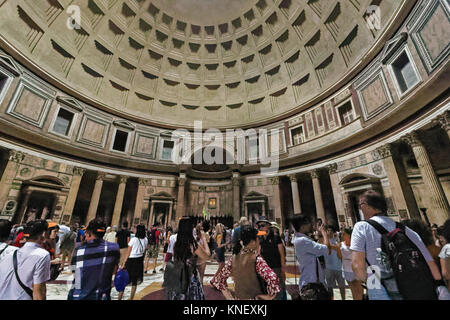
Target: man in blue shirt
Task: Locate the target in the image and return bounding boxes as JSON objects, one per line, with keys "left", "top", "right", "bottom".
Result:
{"left": 68, "top": 219, "right": 120, "bottom": 300}
{"left": 291, "top": 214, "right": 330, "bottom": 293}
{"left": 324, "top": 224, "right": 346, "bottom": 300}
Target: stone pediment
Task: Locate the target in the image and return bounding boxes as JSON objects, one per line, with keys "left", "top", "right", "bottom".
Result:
{"left": 56, "top": 96, "right": 84, "bottom": 112}
{"left": 381, "top": 32, "right": 408, "bottom": 64}
{"left": 244, "top": 191, "right": 267, "bottom": 200}
{"left": 0, "top": 53, "right": 22, "bottom": 76}
{"left": 150, "top": 191, "right": 174, "bottom": 200}
{"left": 113, "top": 120, "right": 135, "bottom": 131}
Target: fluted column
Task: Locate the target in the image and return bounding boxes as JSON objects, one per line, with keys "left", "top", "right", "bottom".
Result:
{"left": 62, "top": 167, "right": 85, "bottom": 224}
{"left": 133, "top": 178, "right": 147, "bottom": 227}
{"left": 16, "top": 189, "right": 32, "bottom": 224}
{"left": 269, "top": 176, "right": 282, "bottom": 228}
{"left": 111, "top": 176, "right": 128, "bottom": 228}
{"left": 376, "top": 144, "right": 420, "bottom": 220}
{"left": 0, "top": 150, "right": 25, "bottom": 212}
{"left": 289, "top": 174, "right": 301, "bottom": 214}
{"left": 232, "top": 172, "right": 241, "bottom": 222}
{"left": 175, "top": 173, "right": 187, "bottom": 221}
{"left": 403, "top": 132, "right": 450, "bottom": 225}
{"left": 311, "top": 169, "right": 326, "bottom": 222}
{"left": 86, "top": 172, "right": 106, "bottom": 224}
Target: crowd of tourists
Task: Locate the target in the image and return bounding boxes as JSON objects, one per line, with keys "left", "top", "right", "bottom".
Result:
{"left": 0, "top": 189, "right": 449, "bottom": 300}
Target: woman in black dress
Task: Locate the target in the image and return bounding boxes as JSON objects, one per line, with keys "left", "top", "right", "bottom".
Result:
{"left": 119, "top": 224, "right": 147, "bottom": 300}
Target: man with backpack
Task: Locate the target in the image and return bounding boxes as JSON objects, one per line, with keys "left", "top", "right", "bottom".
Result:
{"left": 351, "top": 190, "right": 445, "bottom": 300}
{"left": 145, "top": 223, "right": 161, "bottom": 274}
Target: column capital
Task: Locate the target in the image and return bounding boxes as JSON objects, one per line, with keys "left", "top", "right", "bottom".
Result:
{"left": 232, "top": 177, "right": 241, "bottom": 186}
{"left": 119, "top": 176, "right": 129, "bottom": 184}
{"left": 178, "top": 177, "right": 186, "bottom": 186}
{"left": 96, "top": 172, "right": 107, "bottom": 181}
{"left": 269, "top": 176, "right": 279, "bottom": 185}
{"left": 72, "top": 167, "right": 86, "bottom": 177}
{"left": 435, "top": 111, "right": 450, "bottom": 131}
{"left": 402, "top": 131, "right": 422, "bottom": 148}
{"left": 9, "top": 150, "right": 25, "bottom": 163}
{"left": 138, "top": 178, "right": 150, "bottom": 186}
{"left": 310, "top": 169, "right": 320, "bottom": 179}
{"left": 326, "top": 163, "right": 338, "bottom": 174}
{"left": 376, "top": 144, "right": 393, "bottom": 159}
{"left": 288, "top": 174, "right": 297, "bottom": 182}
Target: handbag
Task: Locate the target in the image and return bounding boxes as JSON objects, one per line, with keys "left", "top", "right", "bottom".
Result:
{"left": 50, "top": 263, "right": 61, "bottom": 281}
{"left": 163, "top": 260, "right": 191, "bottom": 295}
{"left": 255, "top": 256, "right": 268, "bottom": 295}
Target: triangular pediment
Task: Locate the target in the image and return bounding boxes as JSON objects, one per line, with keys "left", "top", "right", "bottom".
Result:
{"left": 150, "top": 191, "right": 174, "bottom": 199}
{"left": 56, "top": 96, "right": 84, "bottom": 112}
{"left": 0, "top": 53, "right": 22, "bottom": 76}
{"left": 113, "top": 120, "right": 135, "bottom": 131}
{"left": 381, "top": 32, "right": 408, "bottom": 64}
{"left": 244, "top": 191, "right": 267, "bottom": 199}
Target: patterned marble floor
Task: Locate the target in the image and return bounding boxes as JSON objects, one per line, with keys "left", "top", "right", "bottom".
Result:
{"left": 47, "top": 246, "right": 353, "bottom": 300}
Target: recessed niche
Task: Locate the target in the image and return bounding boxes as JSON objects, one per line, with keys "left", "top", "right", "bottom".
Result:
{"left": 112, "top": 129, "right": 129, "bottom": 152}
{"left": 205, "top": 44, "right": 217, "bottom": 54}
{"left": 147, "top": 3, "right": 159, "bottom": 18}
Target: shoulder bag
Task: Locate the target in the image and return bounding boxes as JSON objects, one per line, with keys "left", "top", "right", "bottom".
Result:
{"left": 13, "top": 250, "right": 33, "bottom": 299}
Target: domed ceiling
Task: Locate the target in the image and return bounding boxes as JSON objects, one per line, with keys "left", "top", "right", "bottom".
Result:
{"left": 0, "top": 0, "right": 406, "bottom": 129}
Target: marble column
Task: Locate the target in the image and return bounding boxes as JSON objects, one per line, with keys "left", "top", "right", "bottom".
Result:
{"left": 232, "top": 172, "right": 241, "bottom": 222}
{"left": 0, "top": 150, "right": 25, "bottom": 213}
{"left": 176, "top": 173, "right": 187, "bottom": 221}
{"left": 327, "top": 163, "right": 347, "bottom": 225}
{"left": 62, "top": 167, "right": 85, "bottom": 224}
{"left": 149, "top": 201, "right": 155, "bottom": 228}
{"left": 311, "top": 169, "right": 326, "bottom": 222}
{"left": 376, "top": 144, "right": 420, "bottom": 220}
{"left": 133, "top": 178, "right": 147, "bottom": 227}
{"left": 436, "top": 111, "right": 450, "bottom": 140}
{"left": 86, "top": 172, "right": 106, "bottom": 224}
{"left": 15, "top": 189, "right": 32, "bottom": 224}
{"left": 269, "top": 176, "right": 282, "bottom": 229}
{"left": 289, "top": 174, "right": 301, "bottom": 214}
{"left": 111, "top": 176, "right": 128, "bottom": 228}
{"left": 403, "top": 132, "right": 450, "bottom": 225}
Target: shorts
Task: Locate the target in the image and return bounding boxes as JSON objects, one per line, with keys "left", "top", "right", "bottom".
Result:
{"left": 325, "top": 269, "right": 346, "bottom": 289}
{"left": 147, "top": 244, "right": 159, "bottom": 258}
{"left": 214, "top": 248, "right": 225, "bottom": 263}
{"left": 343, "top": 271, "right": 356, "bottom": 283}
{"left": 60, "top": 247, "right": 74, "bottom": 256}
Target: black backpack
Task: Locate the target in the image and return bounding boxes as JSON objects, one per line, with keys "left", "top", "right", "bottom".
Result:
{"left": 148, "top": 228, "right": 157, "bottom": 245}
{"left": 366, "top": 220, "right": 437, "bottom": 300}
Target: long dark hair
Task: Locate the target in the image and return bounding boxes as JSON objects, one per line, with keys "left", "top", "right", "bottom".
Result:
{"left": 174, "top": 217, "right": 198, "bottom": 262}
{"left": 232, "top": 225, "right": 258, "bottom": 255}
{"left": 135, "top": 225, "right": 146, "bottom": 239}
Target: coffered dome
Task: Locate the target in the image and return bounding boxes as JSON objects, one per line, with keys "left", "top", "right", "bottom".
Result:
{"left": 0, "top": 0, "right": 407, "bottom": 129}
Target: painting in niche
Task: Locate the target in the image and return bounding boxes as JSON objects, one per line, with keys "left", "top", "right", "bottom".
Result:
{"left": 208, "top": 198, "right": 217, "bottom": 209}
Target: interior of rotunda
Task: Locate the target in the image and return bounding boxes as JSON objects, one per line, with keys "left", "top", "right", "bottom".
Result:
{"left": 0, "top": 0, "right": 448, "bottom": 232}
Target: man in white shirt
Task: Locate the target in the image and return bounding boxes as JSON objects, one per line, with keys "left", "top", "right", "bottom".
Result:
{"left": 351, "top": 190, "right": 443, "bottom": 300}
{"left": 0, "top": 220, "right": 51, "bottom": 300}
{"left": 0, "top": 219, "right": 18, "bottom": 262}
